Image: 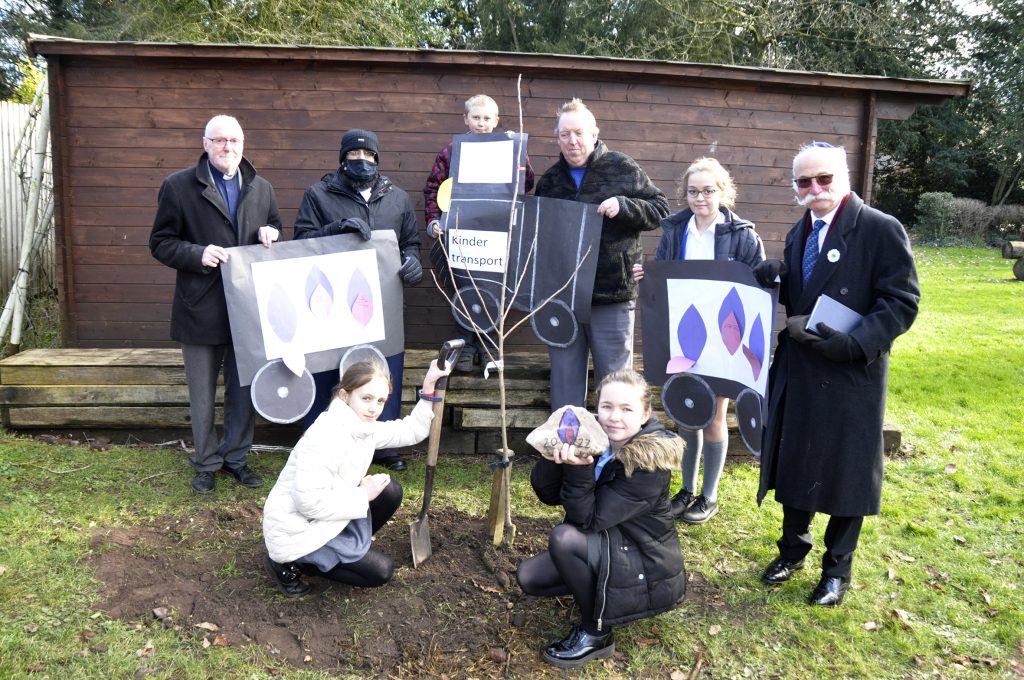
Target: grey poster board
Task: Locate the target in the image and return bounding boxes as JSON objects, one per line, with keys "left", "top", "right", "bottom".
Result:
{"left": 221, "top": 231, "right": 404, "bottom": 387}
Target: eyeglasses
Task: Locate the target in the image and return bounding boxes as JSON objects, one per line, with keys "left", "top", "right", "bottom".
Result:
{"left": 686, "top": 188, "right": 719, "bottom": 198}
{"left": 557, "top": 130, "right": 589, "bottom": 141}
{"left": 205, "top": 137, "right": 243, "bottom": 147}
{"left": 794, "top": 174, "right": 833, "bottom": 189}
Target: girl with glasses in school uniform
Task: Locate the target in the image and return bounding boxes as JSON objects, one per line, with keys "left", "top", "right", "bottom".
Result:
{"left": 632, "top": 157, "right": 765, "bottom": 525}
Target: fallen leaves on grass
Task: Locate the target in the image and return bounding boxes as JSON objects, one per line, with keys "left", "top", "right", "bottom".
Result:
{"left": 136, "top": 640, "right": 154, "bottom": 658}
{"left": 890, "top": 609, "right": 913, "bottom": 630}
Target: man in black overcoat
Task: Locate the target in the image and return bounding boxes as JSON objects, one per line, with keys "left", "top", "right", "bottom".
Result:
{"left": 150, "top": 115, "right": 282, "bottom": 494}
{"left": 752, "top": 142, "right": 920, "bottom": 606}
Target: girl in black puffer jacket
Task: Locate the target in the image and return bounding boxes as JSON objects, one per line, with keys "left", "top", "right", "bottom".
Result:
{"left": 517, "top": 369, "right": 686, "bottom": 669}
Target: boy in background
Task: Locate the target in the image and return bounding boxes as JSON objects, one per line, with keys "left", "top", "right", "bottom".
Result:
{"left": 423, "top": 94, "right": 535, "bottom": 371}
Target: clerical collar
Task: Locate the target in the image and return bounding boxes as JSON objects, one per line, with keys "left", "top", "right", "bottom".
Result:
{"left": 209, "top": 160, "right": 238, "bottom": 181}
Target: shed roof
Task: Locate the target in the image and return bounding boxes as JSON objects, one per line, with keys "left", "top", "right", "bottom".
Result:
{"left": 28, "top": 34, "right": 971, "bottom": 102}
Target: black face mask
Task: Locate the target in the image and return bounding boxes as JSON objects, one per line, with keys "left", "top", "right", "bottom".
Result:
{"left": 342, "top": 159, "right": 378, "bottom": 184}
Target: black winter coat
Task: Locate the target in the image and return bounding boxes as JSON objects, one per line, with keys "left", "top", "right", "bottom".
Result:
{"left": 654, "top": 207, "right": 765, "bottom": 267}
{"left": 757, "top": 193, "right": 920, "bottom": 516}
{"left": 531, "top": 418, "right": 686, "bottom": 629}
{"left": 149, "top": 154, "right": 282, "bottom": 345}
{"left": 293, "top": 170, "right": 421, "bottom": 264}
{"left": 535, "top": 141, "right": 669, "bottom": 305}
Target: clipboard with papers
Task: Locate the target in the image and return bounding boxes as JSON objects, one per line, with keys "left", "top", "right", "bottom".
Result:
{"left": 805, "top": 294, "right": 863, "bottom": 336}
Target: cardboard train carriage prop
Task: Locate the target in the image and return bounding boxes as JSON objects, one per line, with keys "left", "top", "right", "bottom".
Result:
{"left": 435, "top": 133, "right": 602, "bottom": 348}
{"left": 220, "top": 232, "right": 406, "bottom": 423}
{"left": 638, "top": 260, "right": 778, "bottom": 455}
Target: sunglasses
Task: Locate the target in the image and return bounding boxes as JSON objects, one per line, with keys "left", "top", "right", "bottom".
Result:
{"left": 794, "top": 174, "right": 834, "bottom": 189}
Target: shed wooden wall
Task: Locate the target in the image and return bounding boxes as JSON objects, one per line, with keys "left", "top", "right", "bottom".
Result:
{"left": 40, "top": 47, "right": 956, "bottom": 350}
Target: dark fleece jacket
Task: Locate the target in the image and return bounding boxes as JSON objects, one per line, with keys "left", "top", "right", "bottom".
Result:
{"left": 535, "top": 141, "right": 669, "bottom": 305}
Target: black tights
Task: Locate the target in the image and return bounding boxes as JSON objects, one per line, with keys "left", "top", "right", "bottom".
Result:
{"left": 319, "top": 479, "right": 402, "bottom": 588}
{"left": 516, "top": 523, "right": 601, "bottom": 634}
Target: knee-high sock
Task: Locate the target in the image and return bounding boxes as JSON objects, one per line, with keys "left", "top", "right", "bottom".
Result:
{"left": 680, "top": 429, "right": 702, "bottom": 493}
{"left": 700, "top": 438, "right": 728, "bottom": 502}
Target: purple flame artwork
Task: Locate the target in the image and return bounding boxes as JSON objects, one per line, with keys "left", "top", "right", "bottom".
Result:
{"left": 742, "top": 313, "right": 766, "bottom": 380}
{"left": 347, "top": 268, "right": 374, "bottom": 327}
{"left": 266, "top": 282, "right": 298, "bottom": 344}
{"left": 717, "top": 287, "right": 746, "bottom": 355}
{"left": 557, "top": 408, "right": 580, "bottom": 445}
{"left": 305, "top": 266, "right": 334, "bottom": 320}
{"left": 667, "top": 304, "right": 707, "bottom": 374}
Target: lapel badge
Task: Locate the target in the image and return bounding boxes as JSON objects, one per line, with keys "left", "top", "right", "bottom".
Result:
{"left": 826, "top": 249, "right": 840, "bottom": 263}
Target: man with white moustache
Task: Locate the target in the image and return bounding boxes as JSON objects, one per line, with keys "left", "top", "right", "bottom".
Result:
{"left": 752, "top": 142, "right": 920, "bottom": 607}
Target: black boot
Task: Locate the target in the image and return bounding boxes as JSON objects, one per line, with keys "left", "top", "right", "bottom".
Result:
{"left": 542, "top": 624, "right": 615, "bottom": 668}
{"left": 264, "top": 556, "right": 311, "bottom": 597}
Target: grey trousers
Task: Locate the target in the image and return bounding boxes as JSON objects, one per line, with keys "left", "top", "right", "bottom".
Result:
{"left": 181, "top": 343, "right": 255, "bottom": 472}
{"left": 548, "top": 300, "right": 635, "bottom": 410}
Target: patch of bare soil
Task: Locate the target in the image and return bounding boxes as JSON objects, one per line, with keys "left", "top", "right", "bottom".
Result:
{"left": 87, "top": 503, "right": 717, "bottom": 678}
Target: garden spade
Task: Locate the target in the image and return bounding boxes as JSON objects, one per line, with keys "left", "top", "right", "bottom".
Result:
{"left": 409, "top": 339, "right": 464, "bottom": 568}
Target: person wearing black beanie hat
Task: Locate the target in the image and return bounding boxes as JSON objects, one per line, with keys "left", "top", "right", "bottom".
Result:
{"left": 292, "top": 128, "right": 423, "bottom": 472}
{"left": 339, "top": 129, "right": 380, "bottom": 165}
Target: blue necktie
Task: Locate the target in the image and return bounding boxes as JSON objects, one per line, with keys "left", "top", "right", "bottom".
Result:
{"left": 802, "top": 219, "right": 826, "bottom": 284}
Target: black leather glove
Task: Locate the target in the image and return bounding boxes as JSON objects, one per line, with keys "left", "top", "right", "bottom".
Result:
{"left": 785, "top": 314, "right": 819, "bottom": 344}
{"left": 399, "top": 256, "right": 423, "bottom": 285}
{"left": 753, "top": 259, "right": 787, "bottom": 288}
{"left": 812, "top": 323, "right": 864, "bottom": 362}
{"left": 324, "top": 217, "right": 371, "bottom": 240}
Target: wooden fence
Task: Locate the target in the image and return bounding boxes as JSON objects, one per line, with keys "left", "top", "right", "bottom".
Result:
{"left": 0, "top": 100, "right": 54, "bottom": 304}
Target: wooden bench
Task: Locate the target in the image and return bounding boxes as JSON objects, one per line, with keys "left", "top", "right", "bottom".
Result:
{"left": 1, "top": 347, "right": 900, "bottom": 456}
{"left": 0, "top": 348, "right": 588, "bottom": 453}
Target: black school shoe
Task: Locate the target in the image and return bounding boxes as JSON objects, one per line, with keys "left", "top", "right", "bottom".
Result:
{"left": 223, "top": 464, "right": 263, "bottom": 487}
{"left": 191, "top": 470, "right": 215, "bottom": 494}
{"left": 264, "top": 556, "right": 311, "bottom": 597}
{"left": 681, "top": 495, "right": 718, "bottom": 524}
{"left": 542, "top": 625, "right": 615, "bottom": 668}
{"left": 669, "top": 489, "right": 695, "bottom": 519}
{"left": 374, "top": 455, "right": 407, "bottom": 471}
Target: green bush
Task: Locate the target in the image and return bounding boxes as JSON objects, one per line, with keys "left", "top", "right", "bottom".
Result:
{"left": 950, "top": 197, "right": 994, "bottom": 242}
{"left": 991, "top": 203, "right": 1024, "bottom": 240}
{"left": 913, "top": 191, "right": 955, "bottom": 241}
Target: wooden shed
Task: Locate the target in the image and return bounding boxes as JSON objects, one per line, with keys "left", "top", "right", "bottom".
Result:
{"left": 28, "top": 36, "right": 969, "bottom": 351}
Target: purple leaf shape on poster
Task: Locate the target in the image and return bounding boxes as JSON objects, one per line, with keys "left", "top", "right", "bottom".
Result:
{"left": 666, "top": 304, "right": 706, "bottom": 374}
{"left": 742, "top": 313, "right": 766, "bottom": 380}
{"left": 305, "top": 266, "right": 334, "bottom": 320}
{"left": 266, "top": 282, "right": 297, "bottom": 343}
{"left": 557, "top": 408, "right": 580, "bottom": 445}
{"left": 717, "top": 287, "right": 746, "bottom": 355}
{"left": 347, "top": 268, "right": 374, "bottom": 327}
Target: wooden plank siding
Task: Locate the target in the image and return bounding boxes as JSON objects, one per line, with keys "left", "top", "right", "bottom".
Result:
{"left": 29, "top": 38, "right": 968, "bottom": 351}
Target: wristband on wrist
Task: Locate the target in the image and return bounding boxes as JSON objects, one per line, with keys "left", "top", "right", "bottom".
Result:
{"left": 418, "top": 389, "right": 443, "bottom": 403}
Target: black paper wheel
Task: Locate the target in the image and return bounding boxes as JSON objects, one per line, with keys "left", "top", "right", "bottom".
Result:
{"left": 530, "top": 299, "right": 579, "bottom": 348}
{"left": 661, "top": 372, "right": 717, "bottom": 430}
{"left": 735, "top": 387, "right": 763, "bottom": 455}
{"left": 251, "top": 359, "right": 316, "bottom": 424}
{"left": 453, "top": 286, "right": 500, "bottom": 334}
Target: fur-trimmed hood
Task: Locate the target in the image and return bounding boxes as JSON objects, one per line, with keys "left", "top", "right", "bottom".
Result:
{"left": 617, "top": 416, "right": 684, "bottom": 477}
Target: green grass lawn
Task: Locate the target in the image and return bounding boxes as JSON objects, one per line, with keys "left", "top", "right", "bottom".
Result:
{"left": 1, "top": 246, "right": 1022, "bottom": 678}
